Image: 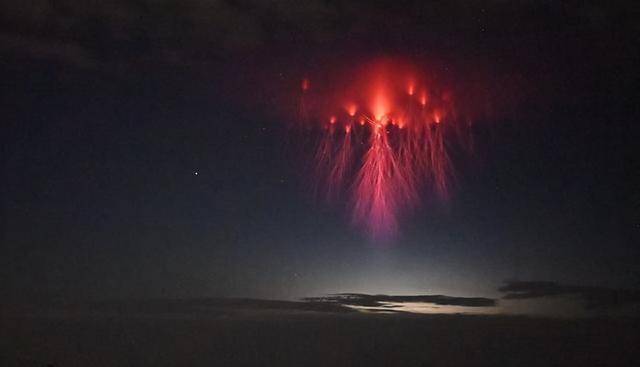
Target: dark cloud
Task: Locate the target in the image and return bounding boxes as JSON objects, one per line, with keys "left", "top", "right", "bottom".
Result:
{"left": 499, "top": 281, "right": 640, "bottom": 311}
{"left": 1, "top": 0, "right": 266, "bottom": 69}
{"left": 0, "top": 0, "right": 367, "bottom": 67}
{"left": 303, "top": 293, "right": 496, "bottom": 309}
{"left": 3, "top": 297, "right": 355, "bottom": 316}
{"left": 0, "top": 33, "right": 98, "bottom": 69}
{"left": 1, "top": 0, "right": 630, "bottom": 71}
{"left": 5, "top": 295, "right": 497, "bottom": 317}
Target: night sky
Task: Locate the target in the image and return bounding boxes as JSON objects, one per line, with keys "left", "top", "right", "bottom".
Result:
{"left": 2, "top": 1, "right": 639, "bottom": 315}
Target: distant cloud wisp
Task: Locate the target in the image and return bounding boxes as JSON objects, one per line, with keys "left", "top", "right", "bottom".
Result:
{"left": 303, "top": 293, "right": 496, "bottom": 313}
{"left": 499, "top": 281, "right": 640, "bottom": 311}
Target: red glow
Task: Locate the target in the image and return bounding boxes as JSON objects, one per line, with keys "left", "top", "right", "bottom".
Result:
{"left": 420, "top": 91, "right": 428, "bottom": 106}
{"left": 346, "top": 103, "right": 358, "bottom": 117}
{"left": 433, "top": 110, "right": 442, "bottom": 124}
{"left": 292, "top": 58, "right": 476, "bottom": 241}
{"left": 301, "top": 78, "right": 309, "bottom": 91}
{"left": 371, "top": 88, "right": 390, "bottom": 121}
{"left": 353, "top": 129, "right": 414, "bottom": 239}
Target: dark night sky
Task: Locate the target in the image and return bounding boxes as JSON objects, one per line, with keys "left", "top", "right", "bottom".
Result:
{"left": 2, "top": 1, "right": 639, "bottom": 314}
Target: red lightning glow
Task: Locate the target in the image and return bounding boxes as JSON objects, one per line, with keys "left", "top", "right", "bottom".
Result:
{"left": 294, "top": 58, "right": 477, "bottom": 241}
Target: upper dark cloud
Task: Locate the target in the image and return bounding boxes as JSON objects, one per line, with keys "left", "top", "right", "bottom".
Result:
{"left": 0, "top": 0, "right": 369, "bottom": 68}
{"left": 1, "top": 0, "right": 629, "bottom": 72}
{"left": 499, "top": 281, "right": 640, "bottom": 311}
{"left": 303, "top": 293, "right": 496, "bottom": 309}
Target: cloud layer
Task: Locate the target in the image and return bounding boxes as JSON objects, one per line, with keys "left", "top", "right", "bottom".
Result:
{"left": 500, "top": 281, "right": 640, "bottom": 312}
{"left": 304, "top": 293, "right": 496, "bottom": 312}
{"left": 2, "top": 1, "right": 625, "bottom": 71}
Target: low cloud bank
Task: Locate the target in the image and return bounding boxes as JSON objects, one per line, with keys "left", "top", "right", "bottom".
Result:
{"left": 303, "top": 293, "right": 496, "bottom": 311}
{"left": 500, "top": 281, "right": 640, "bottom": 312}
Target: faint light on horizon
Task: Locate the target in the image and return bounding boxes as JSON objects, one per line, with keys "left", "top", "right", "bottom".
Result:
{"left": 347, "top": 302, "right": 500, "bottom": 315}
